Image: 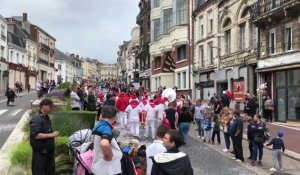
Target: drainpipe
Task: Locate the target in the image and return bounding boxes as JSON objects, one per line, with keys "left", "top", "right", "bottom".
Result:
{"left": 188, "top": 0, "right": 192, "bottom": 99}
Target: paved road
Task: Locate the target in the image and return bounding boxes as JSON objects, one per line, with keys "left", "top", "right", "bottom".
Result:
{"left": 116, "top": 125, "right": 255, "bottom": 175}
{"left": 0, "top": 92, "right": 37, "bottom": 149}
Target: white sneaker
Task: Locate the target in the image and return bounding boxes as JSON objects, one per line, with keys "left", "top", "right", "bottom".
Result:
{"left": 223, "top": 148, "right": 229, "bottom": 152}
{"left": 269, "top": 168, "right": 277, "bottom": 171}
{"left": 197, "top": 136, "right": 201, "bottom": 139}
{"left": 201, "top": 137, "right": 205, "bottom": 140}
{"left": 231, "top": 157, "right": 237, "bottom": 160}
{"left": 236, "top": 159, "right": 242, "bottom": 162}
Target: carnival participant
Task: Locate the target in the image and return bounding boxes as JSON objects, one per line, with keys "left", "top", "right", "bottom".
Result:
{"left": 116, "top": 88, "right": 130, "bottom": 129}
{"left": 144, "top": 99, "right": 157, "bottom": 139}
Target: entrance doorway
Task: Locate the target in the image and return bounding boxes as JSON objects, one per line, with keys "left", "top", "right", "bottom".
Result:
{"left": 217, "top": 82, "right": 228, "bottom": 98}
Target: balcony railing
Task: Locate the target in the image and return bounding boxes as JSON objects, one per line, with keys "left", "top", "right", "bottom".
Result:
{"left": 0, "top": 56, "right": 6, "bottom": 62}
{"left": 1, "top": 34, "right": 6, "bottom": 41}
{"left": 39, "top": 58, "right": 49, "bottom": 65}
{"left": 250, "top": 0, "right": 299, "bottom": 21}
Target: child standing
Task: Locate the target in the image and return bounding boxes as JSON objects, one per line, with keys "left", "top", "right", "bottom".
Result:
{"left": 203, "top": 115, "right": 212, "bottom": 142}
{"left": 126, "top": 99, "right": 142, "bottom": 137}
{"left": 211, "top": 114, "right": 221, "bottom": 144}
{"left": 266, "top": 131, "right": 285, "bottom": 172}
{"left": 144, "top": 99, "right": 157, "bottom": 139}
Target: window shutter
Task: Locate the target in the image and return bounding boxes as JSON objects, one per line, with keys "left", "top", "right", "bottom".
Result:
{"left": 160, "top": 11, "right": 164, "bottom": 35}
{"left": 173, "top": 0, "right": 177, "bottom": 26}
{"left": 151, "top": 20, "right": 154, "bottom": 42}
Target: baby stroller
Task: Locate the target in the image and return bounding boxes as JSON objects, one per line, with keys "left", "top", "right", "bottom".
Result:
{"left": 68, "top": 129, "right": 94, "bottom": 175}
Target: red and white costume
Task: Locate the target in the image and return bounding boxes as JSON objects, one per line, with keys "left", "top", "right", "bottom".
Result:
{"left": 116, "top": 93, "right": 130, "bottom": 128}
{"left": 125, "top": 99, "right": 142, "bottom": 137}
{"left": 144, "top": 99, "right": 157, "bottom": 139}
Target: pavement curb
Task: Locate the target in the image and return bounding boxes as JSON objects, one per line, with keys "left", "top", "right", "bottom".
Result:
{"left": 0, "top": 109, "right": 32, "bottom": 175}
{"left": 242, "top": 134, "right": 300, "bottom": 162}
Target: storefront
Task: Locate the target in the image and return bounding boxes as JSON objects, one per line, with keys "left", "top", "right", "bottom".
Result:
{"left": 275, "top": 69, "right": 300, "bottom": 122}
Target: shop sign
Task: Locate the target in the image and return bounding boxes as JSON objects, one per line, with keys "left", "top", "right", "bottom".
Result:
{"left": 233, "top": 81, "right": 245, "bottom": 102}
{"left": 199, "top": 81, "right": 214, "bottom": 88}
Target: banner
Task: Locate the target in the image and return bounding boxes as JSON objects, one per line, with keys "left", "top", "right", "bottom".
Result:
{"left": 233, "top": 81, "right": 245, "bottom": 102}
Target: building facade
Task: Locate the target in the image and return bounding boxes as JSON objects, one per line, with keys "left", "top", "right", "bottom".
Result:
{"left": 150, "top": 0, "right": 192, "bottom": 98}
{"left": 54, "top": 49, "right": 77, "bottom": 84}
{"left": 69, "top": 54, "right": 83, "bottom": 84}
{"left": 82, "top": 58, "right": 99, "bottom": 82}
{"left": 126, "top": 26, "right": 140, "bottom": 84}
{"left": 250, "top": 0, "right": 300, "bottom": 122}
{"left": 99, "top": 63, "right": 118, "bottom": 80}
{"left": 117, "top": 41, "right": 129, "bottom": 82}
{"left": 0, "top": 15, "right": 8, "bottom": 93}
{"left": 136, "top": 0, "right": 151, "bottom": 89}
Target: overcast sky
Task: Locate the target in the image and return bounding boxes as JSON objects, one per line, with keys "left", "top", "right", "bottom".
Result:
{"left": 0, "top": 0, "right": 139, "bottom": 64}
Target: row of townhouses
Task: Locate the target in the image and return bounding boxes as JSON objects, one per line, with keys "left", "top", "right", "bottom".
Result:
{"left": 117, "top": 0, "right": 300, "bottom": 123}
{"left": 0, "top": 13, "right": 118, "bottom": 93}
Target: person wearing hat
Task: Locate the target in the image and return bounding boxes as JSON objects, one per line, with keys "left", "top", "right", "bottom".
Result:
{"left": 266, "top": 131, "right": 285, "bottom": 172}
{"left": 29, "top": 98, "right": 60, "bottom": 175}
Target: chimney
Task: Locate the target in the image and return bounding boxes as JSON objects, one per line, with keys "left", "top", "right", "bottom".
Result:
{"left": 76, "top": 55, "right": 79, "bottom": 58}
{"left": 70, "top": 54, "right": 75, "bottom": 57}
{"left": 23, "top": 13, "right": 27, "bottom": 21}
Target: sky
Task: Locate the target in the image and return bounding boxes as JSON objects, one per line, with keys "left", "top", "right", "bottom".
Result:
{"left": 0, "top": 0, "right": 139, "bottom": 64}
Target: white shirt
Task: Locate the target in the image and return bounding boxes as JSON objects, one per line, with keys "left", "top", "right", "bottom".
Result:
{"left": 155, "top": 104, "right": 165, "bottom": 120}
{"left": 195, "top": 105, "right": 206, "bottom": 119}
{"left": 125, "top": 105, "right": 142, "bottom": 123}
{"left": 92, "top": 136, "right": 122, "bottom": 175}
{"left": 146, "top": 140, "right": 167, "bottom": 175}
{"left": 70, "top": 91, "right": 81, "bottom": 108}
{"left": 145, "top": 104, "right": 156, "bottom": 121}
{"left": 139, "top": 101, "right": 147, "bottom": 111}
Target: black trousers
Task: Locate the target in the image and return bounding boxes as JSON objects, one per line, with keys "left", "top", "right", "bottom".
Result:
{"left": 32, "top": 151, "right": 55, "bottom": 175}
{"left": 231, "top": 135, "right": 244, "bottom": 161}
{"left": 212, "top": 131, "right": 220, "bottom": 144}
{"left": 248, "top": 140, "right": 253, "bottom": 159}
{"left": 7, "top": 98, "right": 10, "bottom": 106}
{"left": 264, "top": 109, "right": 273, "bottom": 122}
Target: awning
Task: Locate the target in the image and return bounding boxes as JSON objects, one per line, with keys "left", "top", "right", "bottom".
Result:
{"left": 256, "top": 52, "right": 300, "bottom": 72}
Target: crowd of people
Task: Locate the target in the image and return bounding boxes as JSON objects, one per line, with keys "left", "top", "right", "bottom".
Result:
{"left": 28, "top": 79, "right": 285, "bottom": 175}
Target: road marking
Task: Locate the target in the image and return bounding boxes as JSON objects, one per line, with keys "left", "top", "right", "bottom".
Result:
{"left": 0, "top": 123, "right": 17, "bottom": 132}
{"left": 0, "top": 99, "right": 7, "bottom": 103}
{"left": 10, "top": 109, "right": 23, "bottom": 116}
{"left": 0, "top": 109, "right": 8, "bottom": 116}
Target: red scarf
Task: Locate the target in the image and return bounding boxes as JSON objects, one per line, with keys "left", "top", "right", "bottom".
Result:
{"left": 150, "top": 103, "right": 155, "bottom": 108}
{"left": 130, "top": 100, "right": 139, "bottom": 109}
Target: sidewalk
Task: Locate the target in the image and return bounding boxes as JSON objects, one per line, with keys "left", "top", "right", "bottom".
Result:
{"left": 189, "top": 124, "right": 300, "bottom": 175}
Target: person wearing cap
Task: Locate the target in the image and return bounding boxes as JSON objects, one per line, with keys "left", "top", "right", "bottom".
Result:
{"left": 92, "top": 105, "right": 122, "bottom": 175}
{"left": 29, "top": 98, "right": 60, "bottom": 175}
{"left": 266, "top": 131, "right": 285, "bottom": 172}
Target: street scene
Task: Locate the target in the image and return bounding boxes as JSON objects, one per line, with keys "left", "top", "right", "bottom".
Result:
{"left": 0, "top": 0, "right": 300, "bottom": 175}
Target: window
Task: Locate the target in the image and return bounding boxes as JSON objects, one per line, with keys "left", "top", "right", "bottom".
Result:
{"left": 269, "top": 29, "right": 276, "bottom": 55}
{"left": 252, "top": 25, "right": 258, "bottom": 50}
{"left": 182, "top": 71, "right": 187, "bottom": 88}
{"left": 152, "top": 0, "right": 160, "bottom": 8}
{"left": 285, "top": 26, "right": 292, "bottom": 51}
{"left": 174, "top": 0, "right": 187, "bottom": 25}
{"left": 17, "top": 53, "right": 19, "bottom": 63}
{"left": 162, "top": 8, "right": 173, "bottom": 34}
{"left": 224, "top": 30, "right": 231, "bottom": 55}
{"left": 151, "top": 18, "right": 160, "bottom": 41}
{"left": 155, "top": 57, "right": 161, "bottom": 69}
{"left": 22, "top": 55, "right": 24, "bottom": 64}
{"left": 177, "top": 73, "right": 181, "bottom": 89}
{"left": 0, "top": 46, "right": 4, "bottom": 58}
{"left": 240, "top": 23, "right": 246, "bottom": 50}
{"left": 199, "top": 16, "right": 204, "bottom": 37}
{"left": 58, "top": 64, "right": 61, "bottom": 70}
{"left": 177, "top": 45, "right": 186, "bottom": 61}
{"left": 10, "top": 51, "right": 13, "bottom": 62}
{"left": 207, "top": 43, "right": 213, "bottom": 65}
{"left": 199, "top": 46, "right": 204, "bottom": 66}
{"left": 207, "top": 11, "right": 213, "bottom": 34}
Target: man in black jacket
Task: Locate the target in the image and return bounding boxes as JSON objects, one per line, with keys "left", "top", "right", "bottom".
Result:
{"left": 151, "top": 129, "right": 193, "bottom": 175}
{"left": 29, "top": 98, "right": 60, "bottom": 175}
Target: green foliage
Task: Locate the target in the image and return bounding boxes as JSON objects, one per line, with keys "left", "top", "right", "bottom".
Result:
{"left": 10, "top": 142, "right": 32, "bottom": 167}
{"left": 51, "top": 111, "right": 96, "bottom": 137}
{"left": 57, "top": 82, "right": 72, "bottom": 90}
{"left": 55, "top": 155, "right": 73, "bottom": 175}
{"left": 55, "top": 137, "right": 69, "bottom": 157}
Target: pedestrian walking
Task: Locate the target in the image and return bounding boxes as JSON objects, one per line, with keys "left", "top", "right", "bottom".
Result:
{"left": 266, "top": 131, "right": 285, "bottom": 172}
{"left": 178, "top": 106, "right": 193, "bottom": 145}
{"left": 194, "top": 99, "right": 205, "bottom": 139}
{"left": 264, "top": 96, "right": 274, "bottom": 122}
{"left": 28, "top": 84, "right": 31, "bottom": 93}
{"left": 70, "top": 86, "right": 81, "bottom": 111}
{"left": 5, "top": 88, "right": 17, "bottom": 106}
{"left": 203, "top": 115, "right": 212, "bottom": 143}
{"left": 29, "top": 98, "right": 60, "bottom": 175}
{"left": 144, "top": 99, "right": 157, "bottom": 139}
{"left": 249, "top": 114, "right": 266, "bottom": 166}
{"left": 126, "top": 98, "right": 142, "bottom": 137}
{"left": 211, "top": 114, "right": 221, "bottom": 145}
{"left": 165, "top": 101, "right": 178, "bottom": 130}
{"left": 116, "top": 88, "right": 130, "bottom": 129}
{"left": 230, "top": 111, "right": 244, "bottom": 162}
{"left": 220, "top": 107, "right": 233, "bottom": 152}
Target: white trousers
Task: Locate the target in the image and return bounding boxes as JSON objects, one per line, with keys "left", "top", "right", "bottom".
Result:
{"left": 204, "top": 130, "right": 212, "bottom": 141}
{"left": 118, "top": 111, "right": 127, "bottom": 127}
{"left": 130, "top": 122, "right": 140, "bottom": 137}
{"left": 145, "top": 120, "right": 156, "bottom": 139}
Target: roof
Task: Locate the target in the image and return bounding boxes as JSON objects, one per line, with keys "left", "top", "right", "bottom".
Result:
{"left": 32, "top": 24, "right": 56, "bottom": 41}
{"left": 7, "top": 31, "right": 26, "bottom": 48}
{"left": 0, "top": 15, "right": 8, "bottom": 24}
{"left": 55, "top": 49, "right": 72, "bottom": 63}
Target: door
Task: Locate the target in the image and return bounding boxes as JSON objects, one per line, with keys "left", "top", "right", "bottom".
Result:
{"left": 217, "top": 82, "right": 228, "bottom": 98}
